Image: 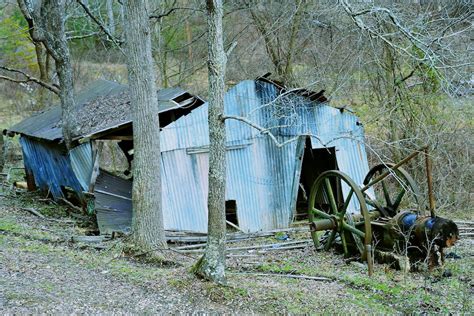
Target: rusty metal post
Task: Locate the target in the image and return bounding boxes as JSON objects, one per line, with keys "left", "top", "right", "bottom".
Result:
{"left": 361, "top": 147, "right": 427, "bottom": 193}
{"left": 424, "top": 147, "right": 436, "bottom": 217}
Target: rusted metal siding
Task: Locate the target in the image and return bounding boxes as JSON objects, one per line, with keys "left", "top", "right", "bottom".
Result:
{"left": 159, "top": 80, "right": 373, "bottom": 232}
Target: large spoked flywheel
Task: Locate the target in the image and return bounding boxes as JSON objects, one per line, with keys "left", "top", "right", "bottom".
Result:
{"left": 308, "top": 170, "right": 372, "bottom": 259}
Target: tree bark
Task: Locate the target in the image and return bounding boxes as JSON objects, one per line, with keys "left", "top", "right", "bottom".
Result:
{"left": 106, "top": 0, "right": 116, "bottom": 36}
{"left": 123, "top": 0, "right": 167, "bottom": 251}
{"left": 34, "top": 42, "right": 51, "bottom": 110}
{"left": 192, "top": 0, "right": 227, "bottom": 285}
{"left": 17, "top": 0, "right": 75, "bottom": 148}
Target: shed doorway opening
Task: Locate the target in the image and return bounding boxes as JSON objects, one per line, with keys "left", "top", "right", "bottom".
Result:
{"left": 225, "top": 200, "right": 239, "bottom": 230}
{"left": 295, "top": 138, "right": 337, "bottom": 220}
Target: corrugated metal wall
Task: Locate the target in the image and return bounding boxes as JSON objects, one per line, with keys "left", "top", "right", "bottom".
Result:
{"left": 19, "top": 79, "right": 373, "bottom": 233}
{"left": 69, "top": 143, "right": 94, "bottom": 191}
{"left": 159, "top": 80, "right": 373, "bottom": 232}
{"left": 20, "top": 137, "right": 86, "bottom": 199}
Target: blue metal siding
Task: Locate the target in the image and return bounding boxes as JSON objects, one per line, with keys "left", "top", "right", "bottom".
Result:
{"left": 159, "top": 80, "right": 373, "bottom": 232}
{"left": 69, "top": 142, "right": 94, "bottom": 191}
{"left": 20, "top": 137, "right": 85, "bottom": 199}
{"left": 18, "top": 79, "right": 373, "bottom": 233}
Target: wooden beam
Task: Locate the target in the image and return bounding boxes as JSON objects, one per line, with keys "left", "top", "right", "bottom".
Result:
{"left": 98, "top": 135, "right": 133, "bottom": 141}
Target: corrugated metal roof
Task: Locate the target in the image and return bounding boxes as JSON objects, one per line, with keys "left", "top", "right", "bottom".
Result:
{"left": 8, "top": 80, "right": 125, "bottom": 141}
{"left": 7, "top": 80, "right": 201, "bottom": 142}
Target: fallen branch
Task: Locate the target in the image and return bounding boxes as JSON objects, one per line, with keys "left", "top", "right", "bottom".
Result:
{"left": 20, "top": 207, "right": 45, "bottom": 218}
{"left": 19, "top": 207, "right": 75, "bottom": 223}
{"left": 71, "top": 235, "right": 108, "bottom": 244}
{"left": 232, "top": 272, "right": 332, "bottom": 282}
{"left": 59, "top": 198, "right": 83, "bottom": 213}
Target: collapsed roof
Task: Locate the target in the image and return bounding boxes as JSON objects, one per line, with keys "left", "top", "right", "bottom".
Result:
{"left": 5, "top": 79, "right": 204, "bottom": 143}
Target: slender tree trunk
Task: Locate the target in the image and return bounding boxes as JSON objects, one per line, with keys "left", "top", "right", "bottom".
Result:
{"left": 192, "top": 0, "right": 227, "bottom": 285}
{"left": 123, "top": 0, "right": 167, "bottom": 251}
{"left": 34, "top": 43, "right": 50, "bottom": 110}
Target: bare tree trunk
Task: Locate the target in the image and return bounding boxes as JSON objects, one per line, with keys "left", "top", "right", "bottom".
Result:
{"left": 0, "top": 134, "right": 4, "bottom": 173}
{"left": 43, "top": 0, "right": 75, "bottom": 148}
{"left": 34, "top": 43, "right": 50, "bottom": 110}
{"left": 123, "top": 0, "right": 167, "bottom": 251}
{"left": 192, "top": 0, "right": 227, "bottom": 285}
{"left": 106, "top": 0, "right": 115, "bottom": 36}
{"left": 18, "top": 0, "right": 75, "bottom": 148}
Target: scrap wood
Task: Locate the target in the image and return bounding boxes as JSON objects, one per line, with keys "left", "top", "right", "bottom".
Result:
{"left": 71, "top": 235, "right": 109, "bottom": 244}
{"left": 13, "top": 181, "right": 28, "bottom": 189}
{"left": 455, "top": 220, "right": 474, "bottom": 225}
{"left": 176, "top": 240, "right": 312, "bottom": 254}
{"left": 233, "top": 272, "right": 332, "bottom": 282}
{"left": 226, "top": 220, "right": 245, "bottom": 232}
{"left": 167, "top": 227, "right": 311, "bottom": 244}
{"left": 228, "top": 226, "right": 309, "bottom": 239}
{"left": 227, "top": 239, "right": 312, "bottom": 251}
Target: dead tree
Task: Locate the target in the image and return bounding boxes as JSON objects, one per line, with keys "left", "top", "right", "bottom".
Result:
{"left": 192, "top": 0, "right": 227, "bottom": 284}
{"left": 123, "top": 0, "right": 167, "bottom": 251}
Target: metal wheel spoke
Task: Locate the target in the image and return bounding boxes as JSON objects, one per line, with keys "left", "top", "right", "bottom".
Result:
{"left": 342, "top": 222, "right": 365, "bottom": 238}
{"left": 324, "top": 178, "right": 338, "bottom": 214}
{"left": 340, "top": 189, "right": 354, "bottom": 215}
{"left": 312, "top": 208, "right": 332, "bottom": 220}
{"left": 340, "top": 230, "right": 348, "bottom": 256}
{"left": 382, "top": 180, "right": 392, "bottom": 206}
{"left": 308, "top": 170, "right": 372, "bottom": 259}
{"left": 324, "top": 230, "right": 337, "bottom": 251}
{"left": 392, "top": 189, "right": 406, "bottom": 210}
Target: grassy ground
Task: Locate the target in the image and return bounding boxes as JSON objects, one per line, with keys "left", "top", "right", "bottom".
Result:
{"left": 0, "top": 183, "right": 472, "bottom": 313}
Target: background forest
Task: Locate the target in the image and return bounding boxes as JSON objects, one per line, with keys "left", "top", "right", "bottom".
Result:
{"left": 0, "top": 0, "right": 472, "bottom": 217}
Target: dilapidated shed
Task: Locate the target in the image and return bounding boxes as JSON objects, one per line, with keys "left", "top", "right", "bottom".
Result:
{"left": 6, "top": 77, "right": 374, "bottom": 234}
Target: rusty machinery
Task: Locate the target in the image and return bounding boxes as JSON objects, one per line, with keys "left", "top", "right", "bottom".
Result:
{"left": 308, "top": 147, "right": 459, "bottom": 275}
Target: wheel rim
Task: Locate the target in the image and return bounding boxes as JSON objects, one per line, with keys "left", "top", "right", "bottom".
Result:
{"left": 308, "top": 170, "right": 372, "bottom": 258}
{"left": 363, "top": 163, "right": 421, "bottom": 216}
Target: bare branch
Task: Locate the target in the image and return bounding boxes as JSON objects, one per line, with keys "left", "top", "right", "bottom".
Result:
{"left": 149, "top": 6, "right": 203, "bottom": 20}
{"left": 67, "top": 32, "right": 99, "bottom": 41}
{"left": 222, "top": 114, "right": 353, "bottom": 149}
{"left": 75, "top": 0, "right": 124, "bottom": 48}
{"left": 0, "top": 65, "right": 59, "bottom": 95}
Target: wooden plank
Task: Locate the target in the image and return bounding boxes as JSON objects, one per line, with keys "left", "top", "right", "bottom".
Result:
{"left": 289, "top": 136, "right": 306, "bottom": 220}
{"left": 95, "top": 189, "right": 132, "bottom": 201}
{"left": 88, "top": 141, "right": 102, "bottom": 192}
{"left": 177, "top": 240, "right": 312, "bottom": 253}
{"left": 99, "top": 135, "right": 133, "bottom": 141}
{"left": 226, "top": 220, "right": 245, "bottom": 232}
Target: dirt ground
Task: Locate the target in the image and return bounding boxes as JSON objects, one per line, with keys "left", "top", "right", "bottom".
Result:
{"left": 0, "top": 188, "right": 473, "bottom": 314}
